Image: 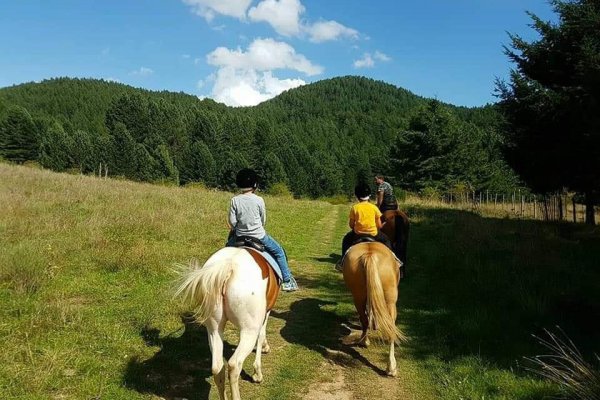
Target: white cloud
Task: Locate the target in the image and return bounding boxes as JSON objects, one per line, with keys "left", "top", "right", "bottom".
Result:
{"left": 306, "top": 20, "right": 359, "bottom": 43}
{"left": 248, "top": 0, "right": 304, "bottom": 37}
{"left": 374, "top": 50, "right": 391, "bottom": 62}
{"left": 207, "top": 38, "right": 322, "bottom": 75}
{"left": 353, "top": 53, "right": 374, "bottom": 68}
{"left": 353, "top": 51, "right": 391, "bottom": 68}
{"left": 183, "top": 0, "right": 359, "bottom": 43}
{"left": 203, "top": 38, "right": 321, "bottom": 106}
{"left": 211, "top": 68, "right": 306, "bottom": 106}
{"left": 182, "top": 0, "right": 252, "bottom": 21}
{"left": 129, "top": 67, "right": 154, "bottom": 77}
{"left": 104, "top": 77, "right": 120, "bottom": 83}
{"left": 182, "top": 54, "right": 191, "bottom": 59}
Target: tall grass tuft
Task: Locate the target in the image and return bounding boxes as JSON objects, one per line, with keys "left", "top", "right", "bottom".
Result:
{"left": 526, "top": 328, "right": 600, "bottom": 400}
{"left": 0, "top": 243, "right": 47, "bottom": 294}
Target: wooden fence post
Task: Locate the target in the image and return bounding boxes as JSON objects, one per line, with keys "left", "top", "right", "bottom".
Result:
{"left": 520, "top": 194, "right": 524, "bottom": 217}
{"left": 512, "top": 191, "right": 516, "bottom": 211}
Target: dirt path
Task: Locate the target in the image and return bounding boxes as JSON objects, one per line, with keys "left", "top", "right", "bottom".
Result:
{"left": 308, "top": 203, "right": 341, "bottom": 257}
{"left": 299, "top": 204, "right": 431, "bottom": 400}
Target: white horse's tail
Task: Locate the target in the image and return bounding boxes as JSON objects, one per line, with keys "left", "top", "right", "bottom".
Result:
{"left": 175, "top": 257, "right": 233, "bottom": 324}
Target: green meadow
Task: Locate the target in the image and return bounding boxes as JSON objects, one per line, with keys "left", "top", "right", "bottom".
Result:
{"left": 1, "top": 163, "right": 599, "bottom": 400}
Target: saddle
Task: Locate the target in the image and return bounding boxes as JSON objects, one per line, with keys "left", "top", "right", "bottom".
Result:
{"left": 233, "top": 236, "right": 265, "bottom": 252}
{"left": 351, "top": 234, "right": 378, "bottom": 246}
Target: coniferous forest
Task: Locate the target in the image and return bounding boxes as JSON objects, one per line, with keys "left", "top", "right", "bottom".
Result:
{"left": 0, "top": 76, "right": 519, "bottom": 198}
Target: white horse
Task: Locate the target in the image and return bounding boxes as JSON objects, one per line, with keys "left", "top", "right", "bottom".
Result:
{"left": 175, "top": 247, "right": 280, "bottom": 400}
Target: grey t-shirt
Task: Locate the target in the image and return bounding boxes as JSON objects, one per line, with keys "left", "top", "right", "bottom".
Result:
{"left": 229, "top": 193, "right": 266, "bottom": 239}
{"left": 378, "top": 181, "right": 397, "bottom": 206}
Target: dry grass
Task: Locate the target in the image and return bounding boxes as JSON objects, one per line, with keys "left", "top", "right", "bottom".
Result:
{"left": 526, "top": 329, "right": 600, "bottom": 400}
{"left": 2, "top": 163, "right": 598, "bottom": 400}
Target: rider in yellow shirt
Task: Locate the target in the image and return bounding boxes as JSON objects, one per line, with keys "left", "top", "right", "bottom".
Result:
{"left": 336, "top": 183, "right": 392, "bottom": 270}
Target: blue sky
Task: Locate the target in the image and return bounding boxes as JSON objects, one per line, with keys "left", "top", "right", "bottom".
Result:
{"left": 0, "top": 0, "right": 556, "bottom": 107}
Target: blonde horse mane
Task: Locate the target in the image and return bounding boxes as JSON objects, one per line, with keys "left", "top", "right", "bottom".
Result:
{"left": 360, "top": 250, "right": 406, "bottom": 344}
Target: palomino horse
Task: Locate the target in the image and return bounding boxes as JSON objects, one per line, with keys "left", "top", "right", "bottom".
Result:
{"left": 380, "top": 209, "right": 410, "bottom": 278}
{"left": 176, "top": 247, "right": 280, "bottom": 400}
{"left": 342, "top": 242, "right": 405, "bottom": 376}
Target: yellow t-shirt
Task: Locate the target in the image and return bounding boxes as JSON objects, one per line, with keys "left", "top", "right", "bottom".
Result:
{"left": 349, "top": 201, "right": 382, "bottom": 236}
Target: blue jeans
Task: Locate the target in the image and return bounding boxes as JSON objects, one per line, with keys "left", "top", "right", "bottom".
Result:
{"left": 226, "top": 233, "right": 293, "bottom": 282}
{"left": 260, "top": 234, "right": 292, "bottom": 282}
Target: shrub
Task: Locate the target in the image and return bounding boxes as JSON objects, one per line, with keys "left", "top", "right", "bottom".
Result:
{"left": 421, "top": 186, "right": 441, "bottom": 201}
{"left": 321, "top": 194, "right": 350, "bottom": 205}
{"left": 267, "top": 182, "right": 293, "bottom": 198}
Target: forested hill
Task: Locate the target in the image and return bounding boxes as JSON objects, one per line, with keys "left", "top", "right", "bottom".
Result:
{"left": 0, "top": 77, "right": 227, "bottom": 136}
{"left": 0, "top": 76, "right": 519, "bottom": 197}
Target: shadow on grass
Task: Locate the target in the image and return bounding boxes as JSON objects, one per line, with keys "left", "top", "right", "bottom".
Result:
{"left": 398, "top": 206, "right": 600, "bottom": 369}
{"left": 123, "top": 313, "right": 214, "bottom": 400}
{"left": 312, "top": 252, "right": 341, "bottom": 264}
{"left": 272, "top": 298, "right": 388, "bottom": 376}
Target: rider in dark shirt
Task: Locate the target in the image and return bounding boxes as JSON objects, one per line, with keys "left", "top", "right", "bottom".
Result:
{"left": 374, "top": 175, "right": 398, "bottom": 212}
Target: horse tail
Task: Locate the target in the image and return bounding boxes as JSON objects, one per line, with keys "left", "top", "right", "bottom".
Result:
{"left": 362, "top": 251, "right": 403, "bottom": 344}
{"left": 175, "top": 257, "right": 233, "bottom": 324}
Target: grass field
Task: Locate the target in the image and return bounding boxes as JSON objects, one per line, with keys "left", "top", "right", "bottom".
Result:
{"left": 1, "top": 163, "right": 599, "bottom": 400}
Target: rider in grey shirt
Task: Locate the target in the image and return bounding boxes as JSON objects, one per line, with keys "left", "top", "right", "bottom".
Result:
{"left": 226, "top": 168, "right": 298, "bottom": 291}
{"left": 229, "top": 193, "right": 266, "bottom": 239}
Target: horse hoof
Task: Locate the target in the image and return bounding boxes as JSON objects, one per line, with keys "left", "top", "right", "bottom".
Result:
{"left": 261, "top": 345, "right": 270, "bottom": 354}
{"left": 387, "top": 369, "right": 397, "bottom": 377}
{"left": 252, "top": 373, "right": 263, "bottom": 383}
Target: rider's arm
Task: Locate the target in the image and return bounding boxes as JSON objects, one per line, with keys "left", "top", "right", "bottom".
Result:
{"left": 375, "top": 208, "right": 383, "bottom": 229}
{"left": 259, "top": 198, "right": 266, "bottom": 227}
{"left": 376, "top": 190, "right": 383, "bottom": 208}
{"left": 349, "top": 208, "right": 356, "bottom": 230}
{"left": 228, "top": 199, "right": 237, "bottom": 229}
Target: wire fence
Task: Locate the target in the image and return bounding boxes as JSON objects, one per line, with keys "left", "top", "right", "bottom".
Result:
{"left": 439, "top": 191, "right": 598, "bottom": 224}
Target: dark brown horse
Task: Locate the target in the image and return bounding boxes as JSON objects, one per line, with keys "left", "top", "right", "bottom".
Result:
{"left": 342, "top": 242, "right": 405, "bottom": 376}
{"left": 380, "top": 209, "right": 410, "bottom": 277}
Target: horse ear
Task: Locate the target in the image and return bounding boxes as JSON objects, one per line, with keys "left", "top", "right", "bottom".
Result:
{"left": 191, "top": 258, "right": 200, "bottom": 269}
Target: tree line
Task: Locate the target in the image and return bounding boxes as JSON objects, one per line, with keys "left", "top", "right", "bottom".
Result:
{"left": 497, "top": 0, "right": 600, "bottom": 224}
{"left": 0, "top": 76, "right": 522, "bottom": 198}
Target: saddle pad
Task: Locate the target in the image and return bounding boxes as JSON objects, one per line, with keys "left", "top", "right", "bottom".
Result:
{"left": 243, "top": 247, "right": 283, "bottom": 281}
{"left": 245, "top": 248, "right": 281, "bottom": 311}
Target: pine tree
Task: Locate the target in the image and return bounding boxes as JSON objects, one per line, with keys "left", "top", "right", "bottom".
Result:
{"left": 110, "top": 122, "right": 137, "bottom": 177}
{"left": 498, "top": 0, "right": 600, "bottom": 223}
{"left": 259, "top": 152, "right": 287, "bottom": 189}
{"left": 39, "top": 121, "right": 71, "bottom": 171}
{"left": 0, "top": 105, "right": 39, "bottom": 163}
{"left": 69, "top": 130, "right": 95, "bottom": 173}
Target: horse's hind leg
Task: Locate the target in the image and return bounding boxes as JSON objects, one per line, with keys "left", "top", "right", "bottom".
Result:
{"left": 228, "top": 328, "right": 260, "bottom": 400}
{"left": 207, "top": 316, "right": 228, "bottom": 400}
{"left": 386, "top": 302, "right": 398, "bottom": 377}
{"left": 252, "top": 311, "right": 270, "bottom": 383}
{"left": 353, "top": 296, "right": 370, "bottom": 347}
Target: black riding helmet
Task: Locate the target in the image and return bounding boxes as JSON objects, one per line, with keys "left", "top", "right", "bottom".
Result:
{"left": 236, "top": 168, "right": 258, "bottom": 189}
{"left": 354, "top": 182, "right": 371, "bottom": 199}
